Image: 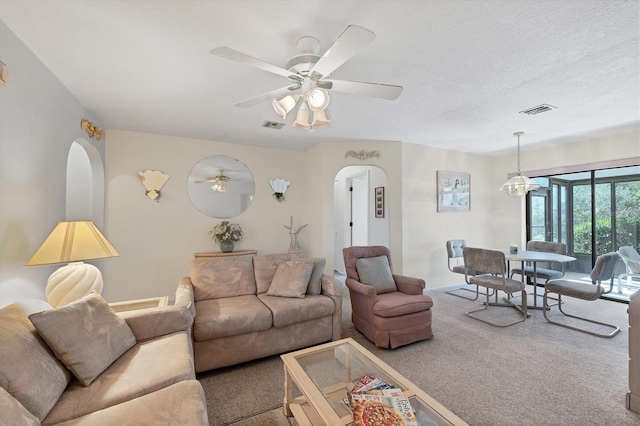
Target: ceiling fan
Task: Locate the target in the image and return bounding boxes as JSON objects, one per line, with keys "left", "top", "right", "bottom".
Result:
{"left": 210, "top": 25, "right": 403, "bottom": 129}
{"left": 195, "top": 170, "right": 230, "bottom": 192}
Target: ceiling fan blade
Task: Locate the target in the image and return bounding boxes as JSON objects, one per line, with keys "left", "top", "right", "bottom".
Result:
{"left": 310, "top": 25, "right": 376, "bottom": 79}
{"left": 211, "top": 47, "right": 296, "bottom": 80}
{"left": 195, "top": 178, "right": 216, "bottom": 184}
{"left": 233, "top": 85, "right": 300, "bottom": 108}
{"left": 324, "top": 79, "right": 403, "bottom": 100}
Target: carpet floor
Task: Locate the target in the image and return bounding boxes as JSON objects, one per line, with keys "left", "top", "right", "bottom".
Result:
{"left": 198, "top": 283, "right": 640, "bottom": 425}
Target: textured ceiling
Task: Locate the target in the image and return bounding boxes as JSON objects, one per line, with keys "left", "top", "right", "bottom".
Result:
{"left": 1, "top": 0, "right": 638, "bottom": 155}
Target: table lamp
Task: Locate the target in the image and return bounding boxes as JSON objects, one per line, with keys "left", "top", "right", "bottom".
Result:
{"left": 27, "top": 220, "right": 119, "bottom": 308}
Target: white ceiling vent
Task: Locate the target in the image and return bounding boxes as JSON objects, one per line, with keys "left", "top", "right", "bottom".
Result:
{"left": 519, "top": 104, "right": 557, "bottom": 116}
{"left": 262, "top": 121, "right": 285, "bottom": 130}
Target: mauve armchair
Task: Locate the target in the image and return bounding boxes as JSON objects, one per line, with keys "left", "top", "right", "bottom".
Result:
{"left": 343, "top": 246, "right": 434, "bottom": 349}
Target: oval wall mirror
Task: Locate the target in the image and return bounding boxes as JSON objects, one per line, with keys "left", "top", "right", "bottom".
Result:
{"left": 187, "top": 155, "right": 255, "bottom": 218}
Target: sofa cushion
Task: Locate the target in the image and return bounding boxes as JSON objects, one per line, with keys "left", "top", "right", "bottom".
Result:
{"left": 0, "top": 367, "right": 45, "bottom": 426}
{"left": 258, "top": 294, "right": 335, "bottom": 328}
{"left": 0, "top": 304, "right": 72, "bottom": 421}
{"left": 373, "top": 292, "right": 434, "bottom": 318}
{"left": 29, "top": 293, "right": 136, "bottom": 386}
{"left": 193, "top": 295, "right": 272, "bottom": 341}
{"left": 305, "top": 258, "right": 326, "bottom": 295}
{"left": 253, "top": 253, "right": 293, "bottom": 294}
{"left": 42, "top": 331, "right": 195, "bottom": 425}
{"left": 266, "top": 260, "right": 313, "bottom": 298}
{"left": 51, "top": 380, "right": 207, "bottom": 426}
{"left": 356, "top": 255, "right": 397, "bottom": 294}
{"left": 190, "top": 256, "right": 256, "bottom": 301}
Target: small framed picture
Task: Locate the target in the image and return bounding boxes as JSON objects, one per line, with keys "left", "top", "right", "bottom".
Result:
{"left": 375, "top": 187, "right": 385, "bottom": 218}
{"left": 437, "top": 171, "right": 470, "bottom": 212}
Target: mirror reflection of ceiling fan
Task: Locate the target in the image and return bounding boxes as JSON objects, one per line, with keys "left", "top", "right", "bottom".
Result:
{"left": 195, "top": 170, "right": 230, "bottom": 192}
{"left": 210, "top": 24, "right": 403, "bottom": 130}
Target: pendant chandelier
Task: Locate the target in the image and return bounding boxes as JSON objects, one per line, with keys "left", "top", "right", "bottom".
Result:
{"left": 500, "top": 131, "right": 540, "bottom": 196}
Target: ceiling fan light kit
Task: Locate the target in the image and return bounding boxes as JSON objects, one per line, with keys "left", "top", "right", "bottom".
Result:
{"left": 210, "top": 24, "right": 403, "bottom": 132}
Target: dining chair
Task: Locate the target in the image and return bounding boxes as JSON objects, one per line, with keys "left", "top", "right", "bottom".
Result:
{"left": 463, "top": 247, "right": 528, "bottom": 327}
{"left": 617, "top": 246, "right": 640, "bottom": 294}
{"left": 445, "top": 239, "right": 483, "bottom": 300}
{"left": 543, "top": 252, "right": 620, "bottom": 338}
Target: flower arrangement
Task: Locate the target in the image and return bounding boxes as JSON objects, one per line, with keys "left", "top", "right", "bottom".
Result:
{"left": 209, "top": 221, "right": 243, "bottom": 243}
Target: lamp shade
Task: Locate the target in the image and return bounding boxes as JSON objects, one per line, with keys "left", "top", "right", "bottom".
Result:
{"left": 500, "top": 175, "right": 541, "bottom": 196}
{"left": 27, "top": 221, "right": 119, "bottom": 266}
{"left": 272, "top": 94, "right": 300, "bottom": 119}
{"left": 293, "top": 101, "right": 311, "bottom": 129}
{"left": 306, "top": 88, "right": 330, "bottom": 112}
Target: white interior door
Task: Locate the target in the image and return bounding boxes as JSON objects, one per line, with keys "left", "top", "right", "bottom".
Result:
{"left": 350, "top": 173, "right": 369, "bottom": 246}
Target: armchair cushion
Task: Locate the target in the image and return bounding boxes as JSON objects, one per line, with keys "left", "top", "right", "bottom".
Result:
{"left": 373, "top": 293, "right": 434, "bottom": 318}
{"left": 29, "top": 293, "right": 136, "bottom": 387}
{"left": 266, "top": 260, "right": 313, "bottom": 298}
{"left": 356, "top": 255, "right": 397, "bottom": 294}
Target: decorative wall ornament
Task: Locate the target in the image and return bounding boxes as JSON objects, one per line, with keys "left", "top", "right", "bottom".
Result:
{"left": 138, "top": 169, "right": 170, "bottom": 202}
{"left": 344, "top": 150, "right": 380, "bottom": 160}
{"left": 269, "top": 178, "right": 290, "bottom": 201}
{"left": 80, "top": 119, "right": 104, "bottom": 141}
{"left": 0, "top": 60, "right": 7, "bottom": 85}
{"left": 284, "top": 216, "right": 308, "bottom": 258}
{"left": 437, "top": 171, "right": 470, "bottom": 212}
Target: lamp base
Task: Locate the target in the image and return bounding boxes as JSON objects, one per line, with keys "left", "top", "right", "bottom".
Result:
{"left": 45, "top": 262, "right": 103, "bottom": 308}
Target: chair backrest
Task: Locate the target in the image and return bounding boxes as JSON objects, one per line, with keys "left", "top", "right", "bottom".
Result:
{"left": 590, "top": 252, "right": 620, "bottom": 283}
{"left": 343, "top": 246, "right": 393, "bottom": 281}
{"left": 619, "top": 246, "right": 640, "bottom": 274}
{"left": 463, "top": 247, "right": 506, "bottom": 276}
{"left": 526, "top": 241, "right": 567, "bottom": 255}
{"left": 446, "top": 239, "right": 466, "bottom": 260}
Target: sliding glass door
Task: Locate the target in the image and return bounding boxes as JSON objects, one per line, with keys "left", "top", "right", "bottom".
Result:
{"left": 527, "top": 165, "right": 640, "bottom": 301}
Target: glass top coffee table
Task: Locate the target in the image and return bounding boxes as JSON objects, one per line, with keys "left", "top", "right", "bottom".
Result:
{"left": 281, "top": 338, "right": 467, "bottom": 425}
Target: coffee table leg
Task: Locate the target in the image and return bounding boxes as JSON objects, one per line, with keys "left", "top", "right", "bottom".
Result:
{"left": 283, "top": 365, "right": 292, "bottom": 417}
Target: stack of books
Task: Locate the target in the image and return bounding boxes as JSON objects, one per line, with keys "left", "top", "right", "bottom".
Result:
{"left": 345, "top": 374, "right": 417, "bottom": 426}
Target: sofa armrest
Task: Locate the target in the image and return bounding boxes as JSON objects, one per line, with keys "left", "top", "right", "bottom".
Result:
{"left": 120, "top": 304, "right": 193, "bottom": 342}
{"left": 321, "top": 274, "right": 343, "bottom": 298}
{"left": 177, "top": 277, "right": 197, "bottom": 319}
{"left": 321, "top": 274, "right": 343, "bottom": 341}
{"left": 393, "top": 274, "right": 425, "bottom": 295}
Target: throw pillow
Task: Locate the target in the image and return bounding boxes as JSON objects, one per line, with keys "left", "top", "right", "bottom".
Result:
{"left": 29, "top": 293, "right": 136, "bottom": 386}
{"left": 266, "top": 260, "right": 313, "bottom": 298}
{"left": 356, "top": 255, "right": 397, "bottom": 294}
{"left": 253, "top": 253, "right": 292, "bottom": 294}
{"left": 304, "top": 257, "right": 326, "bottom": 295}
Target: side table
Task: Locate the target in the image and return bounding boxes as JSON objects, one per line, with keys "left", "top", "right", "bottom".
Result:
{"left": 109, "top": 296, "right": 169, "bottom": 313}
{"left": 194, "top": 250, "right": 258, "bottom": 258}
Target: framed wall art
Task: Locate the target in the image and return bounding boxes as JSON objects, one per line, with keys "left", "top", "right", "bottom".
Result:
{"left": 375, "top": 187, "right": 385, "bottom": 218}
{"left": 437, "top": 171, "right": 470, "bottom": 212}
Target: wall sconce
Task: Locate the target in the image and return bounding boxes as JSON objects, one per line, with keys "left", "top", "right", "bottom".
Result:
{"left": 269, "top": 178, "right": 290, "bottom": 202}
{"left": 138, "top": 169, "right": 170, "bottom": 202}
{"left": 80, "top": 119, "right": 104, "bottom": 141}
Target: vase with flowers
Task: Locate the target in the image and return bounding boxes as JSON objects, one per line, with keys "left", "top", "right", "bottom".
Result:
{"left": 209, "top": 221, "right": 243, "bottom": 253}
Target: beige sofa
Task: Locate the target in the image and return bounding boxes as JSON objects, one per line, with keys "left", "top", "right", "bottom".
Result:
{"left": 180, "top": 252, "right": 343, "bottom": 373}
{"left": 0, "top": 284, "right": 208, "bottom": 425}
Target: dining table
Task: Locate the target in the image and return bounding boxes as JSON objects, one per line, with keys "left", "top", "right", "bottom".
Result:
{"left": 504, "top": 250, "right": 577, "bottom": 309}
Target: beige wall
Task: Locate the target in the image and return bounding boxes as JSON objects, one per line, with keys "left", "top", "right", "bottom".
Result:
{"left": 103, "top": 129, "right": 638, "bottom": 301}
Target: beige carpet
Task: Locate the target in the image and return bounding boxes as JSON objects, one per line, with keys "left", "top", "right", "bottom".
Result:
{"left": 199, "top": 284, "right": 640, "bottom": 425}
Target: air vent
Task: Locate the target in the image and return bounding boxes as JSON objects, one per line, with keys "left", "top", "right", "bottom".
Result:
{"left": 519, "top": 104, "right": 557, "bottom": 116}
{"left": 262, "top": 121, "right": 285, "bottom": 130}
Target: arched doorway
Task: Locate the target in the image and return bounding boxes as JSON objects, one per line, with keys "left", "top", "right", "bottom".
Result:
{"left": 334, "top": 165, "right": 389, "bottom": 274}
{"left": 66, "top": 139, "right": 105, "bottom": 227}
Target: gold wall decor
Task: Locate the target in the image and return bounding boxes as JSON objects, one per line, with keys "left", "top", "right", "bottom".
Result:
{"left": 0, "top": 61, "right": 7, "bottom": 85}
{"left": 344, "top": 150, "right": 380, "bottom": 160}
{"left": 80, "top": 119, "right": 104, "bottom": 141}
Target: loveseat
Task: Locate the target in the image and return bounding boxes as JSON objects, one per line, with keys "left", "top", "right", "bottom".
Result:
{"left": 180, "top": 252, "right": 343, "bottom": 372}
{"left": 0, "top": 284, "right": 208, "bottom": 425}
